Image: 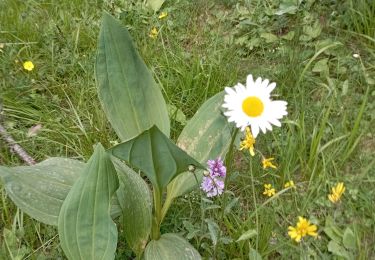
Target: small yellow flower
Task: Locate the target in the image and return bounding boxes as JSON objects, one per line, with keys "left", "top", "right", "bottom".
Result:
{"left": 328, "top": 182, "right": 345, "bottom": 203}
{"left": 149, "top": 27, "right": 158, "bottom": 39}
{"left": 240, "top": 127, "right": 256, "bottom": 156}
{"left": 263, "top": 184, "right": 276, "bottom": 197}
{"left": 23, "top": 61, "right": 34, "bottom": 71}
{"left": 284, "top": 180, "right": 295, "bottom": 188}
{"left": 264, "top": 184, "right": 271, "bottom": 189}
{"left": 288, "top": 216, "right": 318, "bottom": 242}
{"left": 262, "top": 157, "right": 277, "bottom": 169}
{"left": 158, "top": 12, "right": 168, "bottom": 19}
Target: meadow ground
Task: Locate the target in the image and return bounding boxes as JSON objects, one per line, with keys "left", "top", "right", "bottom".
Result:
{"left": 0, "top": 0, "right": 374, "bottom": 259}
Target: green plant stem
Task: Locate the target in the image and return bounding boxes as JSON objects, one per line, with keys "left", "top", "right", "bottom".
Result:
{"left": 221, "top": 127, "right": 239, "bottom": 219}
{"left": 212, "top": 128, "right": 239, "bottom": 257}
{"left": 151, "top": 187, "right": 162, "bottom": 240}
{"left": 224, "top": 127, "right": 239, "bottom": 182}
{"left": 249, "top": 159, "right": 259, "bottom": 252}
{"left": 192, "top": 172, "right": 206, "bottom": 240}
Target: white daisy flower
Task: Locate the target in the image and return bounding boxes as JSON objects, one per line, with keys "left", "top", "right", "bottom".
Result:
{"left": 222, "top": 74, "right": 287, "bottom": 137}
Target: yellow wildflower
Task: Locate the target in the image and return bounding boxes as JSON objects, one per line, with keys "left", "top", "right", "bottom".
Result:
{"left": 264, "top": 184, "right": 272, "bottom": 189}
{"left": 263, "top": 184, "right": 276, "bottom": 197}
{"left": 288, "top": 216, "right": 318, "bottom": 242}
{"left": 240, "top": 127, "right": 256, "bottom": 156}
{"left": 328, "top": 182, "right": 345, "bottom": 203}
{"left": 262, "top": 157, "right": 277, "bottom": 169}
{"left": 149, "top": 27, "right": 158, "bottom": 39}
{"left": 158, "top": 12, "right": 168, "bottom": 19}
{"left": 23, "top": 61, "right": 34, "bottom": 71}
{"left": 284, "top": 180, "right": 295, "bottom": 188}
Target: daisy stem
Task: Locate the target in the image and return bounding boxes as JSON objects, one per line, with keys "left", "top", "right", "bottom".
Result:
{"left": 249, "top": 158, "right": 259, "bottom": 251}
{"left": 224, "top": 127, "right": 239, "bottom": 183}
{"left": 221, "top": 127, "right": 239, "bottom": 218}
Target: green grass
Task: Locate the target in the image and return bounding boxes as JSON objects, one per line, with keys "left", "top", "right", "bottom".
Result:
{"left": 1, "top": 0, "right": 374, "bottom": 259}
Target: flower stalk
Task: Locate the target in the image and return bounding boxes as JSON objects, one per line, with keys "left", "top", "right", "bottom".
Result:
{"left": 151, "top": 187, "right": 162, "bottom": 240}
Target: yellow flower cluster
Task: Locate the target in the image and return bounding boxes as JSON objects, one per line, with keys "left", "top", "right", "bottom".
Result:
{"left": 158, "top": 12, "right": 168, "bottom": 19}
{"left": 284, "top": 180, "right": 295, "bottom": 188}
{"left": 239, "top": 127, "right": 277, "bottom": 170}
{"left": 149, "top": 27, "right": 158, "bottom": 39}
{"left": 149, "top": 12, "right": 168, "bottom": 40}
{"left": 328, "top": 182, "right": 345, "bottom": 203}
{"left": 262, "top": 157, "right": 277, "bottom": 169}
{"left": 240, "top": 127, "right": 256, "bottom": 156}
{"left": 263, "top": 184, "right": 276, "bottom": 197}
{"left": 288, "top": 216, "right": 318, "bottom": 242}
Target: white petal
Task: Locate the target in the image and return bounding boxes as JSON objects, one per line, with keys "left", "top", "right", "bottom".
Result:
{"left": 260, "top": 79, "right": 270, "bottom": 89}
{"left": 264, "top": 121, "right": 273, "bottom": 131}
{"left": 225, "top": 87, "right": 236, "bottom": 95}
{"left": 234, "top": 83, "right": 245, "bottom": 94}
{"left": 259, "top": 121, "right": 267, "bottom": 134}
{"left": 224, "top": 111, "right": 234, "bottom": 117}
{"left": 269, "top": 118, "right": 281, "bottom": 127}
{"left": 251, "top": 123, "right": 260, "bottom": 138}
{"left": 273, "top": 100, "right": 288, "bottom": 107}
{"left": 246, "top": 74, "right": 254, "bottom": 87}
{"left": 266, "top": 82, "right": 276, "bottom": 94}
{"left": 255, "top": 77, "right": 262, "bottom": 87}
{"left": 222, "top": 103, "right": 230, "bottom": 108}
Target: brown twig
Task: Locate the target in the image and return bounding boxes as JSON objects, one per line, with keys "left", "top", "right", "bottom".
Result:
{"left": 0, "top": 105, "right": 36, "bottom": 165}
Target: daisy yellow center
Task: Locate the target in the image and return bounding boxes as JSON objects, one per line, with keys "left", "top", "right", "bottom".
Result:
{"left": 242, "top": 96, "right": 264, "bottom": 117}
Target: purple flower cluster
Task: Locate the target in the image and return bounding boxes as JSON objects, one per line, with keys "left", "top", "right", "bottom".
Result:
{"left": 201, "top": 158, "right": 226, "bottom": 197}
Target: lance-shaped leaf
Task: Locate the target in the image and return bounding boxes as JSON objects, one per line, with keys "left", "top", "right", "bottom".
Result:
{"left": 166, "top": 92, "right": 235, "bottom": 200}
{"left": 110, "top": 125, "right": 205, "bottom": 191}
{"left": 96, "top": 13, "right": 170, "bottom": 141}
{"left": 0, "top": 158, "right": 122, "bottom": 226}
{"left": 58, "top": 144, "right": 119, "bottom": 260}
{"left": 147, "top": 0, "right": 165, "bottom": 11}
{"left": 113, "top": 158, "right": 152, "bottom": 256}
{"left": 144, "top": 233, "right": 201, "bottom": 260}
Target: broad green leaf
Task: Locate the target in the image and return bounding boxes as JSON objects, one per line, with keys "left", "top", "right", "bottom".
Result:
{"left": 0, "top": 158, "right": 84, "bottom": 226}
{"left": 342, "top": 80, "right": 349, "bottom": 96}
{"left": 281, "top": 31, "right": 295, "bottom": 41}
{"left": 205, "top": 219, "right": 220, "bottom": 246}
{"left": 236, "top": 229, "right": 257, "bottom": 242}
{"left": 260, "top": 32, "right": 279, "bottom": 43}
{"left": 167, "top": 104, "right": 187, "bottom": 126}
{"left": 110, "top": 125, "right": 204, "bottom": 191}
{"left": 274, "top": 4, "right": 298, "bottom": 15}
{"left": 323, "top": 216, "right": 343, "bottom": 243}
{"left": 300, "top": 21, "right": 322, "bottom": 41}
{"left": 342, "top": 227, "right": 356, "bottom": 250}
{"left": 147, "top": 0, "right": 165, "bottom": 11}
{"left": 113, "top": 158, "right": 152, "bottom": 256}
{"left": 58, "top": 144, "right": 119, "bottom": 260}
{"left": 0, "top": 158, "right": 122, "bottom": 226}
{"left": 96, "top": 13, "right": 170, "bottom": 141}
{"left": 249, "top": 248, "right": 262, "bottom": 260}
{"left": 327, "top": 241, "right": 352, "bottom": 259}
{"left": 166, "top": 92, "right": 234, "bottom": 201}
{"left": 144, "top": 233, "right": 201, "bottom": 260}
{"left": 312, "top": 58, "right": 329, "bottom": 73}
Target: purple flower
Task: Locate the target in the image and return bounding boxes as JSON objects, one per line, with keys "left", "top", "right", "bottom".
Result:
{"left": 201, "top": 176, "right": 224, "bottom": 197}
{"left": 200, "top": 158, "right": 226, "bottom": 197}
{"left": 207, "top": 158, "right": 226, "bottom": 178}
